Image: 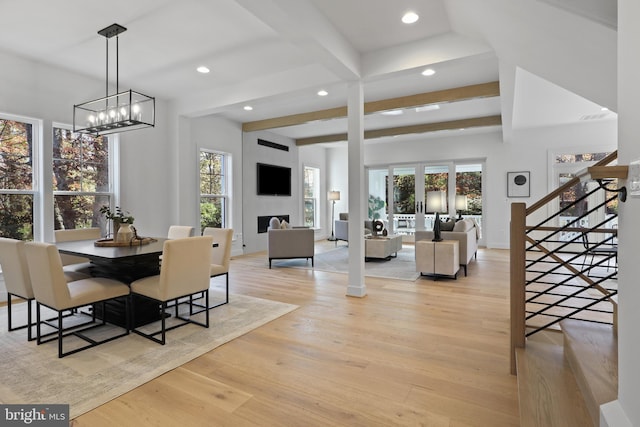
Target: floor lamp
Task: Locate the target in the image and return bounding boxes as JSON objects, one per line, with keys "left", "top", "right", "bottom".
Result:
{"left": 328, "top": 190, "right": 340, "bottom": 241}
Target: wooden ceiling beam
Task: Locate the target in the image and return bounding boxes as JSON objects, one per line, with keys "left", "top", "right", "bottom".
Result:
{"left": 242, "top": 81, "right": 500, "bottom": 132}
{"left": 295, "top": 115, "right": 502, "bottom": 146}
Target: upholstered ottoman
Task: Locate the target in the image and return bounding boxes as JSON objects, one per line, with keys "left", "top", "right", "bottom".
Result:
{"left": 364, "top": 235, "right": 402, "bottom": 260}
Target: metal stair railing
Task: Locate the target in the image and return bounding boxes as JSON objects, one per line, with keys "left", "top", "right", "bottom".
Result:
{"left": 509, "top": 151, "right": 620, "bottom": 374}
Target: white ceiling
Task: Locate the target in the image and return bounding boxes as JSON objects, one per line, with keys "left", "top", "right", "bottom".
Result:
{"left": 0, "top": 0, "right": 617, "bottom": 144}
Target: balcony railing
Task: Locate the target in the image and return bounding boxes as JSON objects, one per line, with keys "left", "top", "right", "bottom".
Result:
{"left": 381, "top": 214, "right": 483, "bottom": 237}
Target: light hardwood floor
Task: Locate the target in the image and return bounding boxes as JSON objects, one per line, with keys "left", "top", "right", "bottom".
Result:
{"left": 73, "top": 243, "right": 519, "bottom": 426}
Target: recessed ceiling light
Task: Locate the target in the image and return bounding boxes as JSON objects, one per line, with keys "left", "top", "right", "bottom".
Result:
{"left": 601, "top": 107, "right": 609, "bottom": 111}
{"left": 196, "top": 66, "right": 210, "bottom": 74}
{"left": 421, "top": 68, "right": 436, "bottom": 76}
{"left": 402, "top": 12, "right": 419, "bottom": 24}
{"left": 243, "top": 105, "right": 253, "bottom": 111}
{"left": 415, "top": 104, "right": 440, "bottom": 112}
{"left": 317, "top": 90, "right": 328, "bottom": 96}
{"left": 381, "top": 110, "right": 404, "bottom": 116}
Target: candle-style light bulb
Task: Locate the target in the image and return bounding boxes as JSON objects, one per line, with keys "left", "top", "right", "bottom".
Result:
{"left": 132, "top": 104, "right": 141, "bottom": 121}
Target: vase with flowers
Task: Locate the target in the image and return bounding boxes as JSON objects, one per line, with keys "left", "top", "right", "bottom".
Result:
{"left": 100, "top": 206, "right": 135, "bottom": 241}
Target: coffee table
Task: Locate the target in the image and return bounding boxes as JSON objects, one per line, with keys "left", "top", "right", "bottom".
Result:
{"left": 364, "top": 234, "right": 403, "bottom": 260}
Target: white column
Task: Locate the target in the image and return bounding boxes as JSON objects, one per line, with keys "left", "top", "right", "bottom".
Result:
{"left": 346, "top": 81, "right": 366, "bottom": 298}
{"left": 601, "top": 1, "right": 640, "bottom": 426}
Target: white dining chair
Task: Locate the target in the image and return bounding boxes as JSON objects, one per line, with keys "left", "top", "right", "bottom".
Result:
{"left": 24, "top": 242, "right": 131, "bottom": 358}
{"left": 201, "top": 227, "right": 233, "bottom": 309}
{"left": 130, "top": 236, "right": 213, "bottom": 345}
{"left": 167, "top": 225, "right": 194, "bottom": 239}
{"left": 54, "top": 227, "right": 101, "bottom": 279}
{"left": 0, "top": 238, "right": 35, "bottom": 341}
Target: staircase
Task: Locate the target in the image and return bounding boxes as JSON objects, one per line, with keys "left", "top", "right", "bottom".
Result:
{"left": 511, "top": 152, "right": 624, "bottom": 426}
{"left": 516, "top": 316, "right": 618, "bottom": 426}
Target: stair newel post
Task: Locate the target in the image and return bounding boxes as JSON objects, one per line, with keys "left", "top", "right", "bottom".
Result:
{"left": 510, "top": 202, "right": 527, "bottom": 375}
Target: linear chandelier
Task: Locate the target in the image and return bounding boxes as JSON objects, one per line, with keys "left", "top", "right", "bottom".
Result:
{"left": 73, "top": 23, "right": 155, "bottom": 136}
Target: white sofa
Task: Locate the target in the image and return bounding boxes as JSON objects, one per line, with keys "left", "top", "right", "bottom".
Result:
{"left": 415, "top": 218, "right": 479, "bottom": 276}
{"left": 334, "top": 213, "right": 387, "bottom": 244}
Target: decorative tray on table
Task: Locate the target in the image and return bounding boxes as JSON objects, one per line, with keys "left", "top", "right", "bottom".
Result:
{"left": 94, "top": 237, "right": 157, "bottom": 247}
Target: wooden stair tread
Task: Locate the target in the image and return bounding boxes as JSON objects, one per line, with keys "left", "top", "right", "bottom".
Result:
{"left": 561, "top": 319, "right": 618, "bottom": 426}
{"left": 516, "top": 341, "right": 593, "bottom": 427}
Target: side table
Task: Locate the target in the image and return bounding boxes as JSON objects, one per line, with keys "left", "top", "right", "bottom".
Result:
{"left": 415, "top": 240, "right": 459, "bottom": 279}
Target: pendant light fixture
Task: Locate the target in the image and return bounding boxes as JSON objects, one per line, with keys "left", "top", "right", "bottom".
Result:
{"left": 73, "top": 23, "right": 155, "bottom": 135}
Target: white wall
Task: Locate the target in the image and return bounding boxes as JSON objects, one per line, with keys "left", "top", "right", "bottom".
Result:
{"left": 601, "top": 1, "right": 640, "bottom": 425}
{"left": 187, "top": 115, "right": 244, "bottom": 256}
{"left": 117, "top": 102, "right": 173, "bottom": 239}
{"left": 326, "top": 147, "right": 349, "bottom": 217}
{"left": 299, "top": 144, "right": 329, "bottom": 238}
{"left": 242, "top": 131, "right": 300, "bottom": 254}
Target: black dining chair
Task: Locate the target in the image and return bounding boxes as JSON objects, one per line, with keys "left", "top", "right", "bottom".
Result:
{"left": 580, "top": 232, "right": 618, "bottom": 275}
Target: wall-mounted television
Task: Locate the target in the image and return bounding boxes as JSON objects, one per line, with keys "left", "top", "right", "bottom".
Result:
{"left": 257, "top": 163, "right": 291, "bottom": 196}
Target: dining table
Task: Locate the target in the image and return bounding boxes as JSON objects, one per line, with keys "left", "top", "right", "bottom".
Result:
{"left": 56, "top": 237, "right": 169, "bottom": 327}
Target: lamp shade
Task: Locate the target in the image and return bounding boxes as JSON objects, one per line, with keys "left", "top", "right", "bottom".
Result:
{"left": 455, "top": 195, "right": 468, "bottom": 211}
{"left": 426, "top": 190, "right": 446, "bottom": 213}
{"left": 328, "top": 190, "right": 340, "bottom": 201}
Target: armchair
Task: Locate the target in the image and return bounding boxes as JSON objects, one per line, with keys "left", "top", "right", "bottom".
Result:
{"left": 268, "top": 228, "right": 314, "bottom": 268}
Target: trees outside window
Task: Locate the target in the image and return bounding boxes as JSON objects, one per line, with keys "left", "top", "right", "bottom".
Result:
{"left": 200, "top": 150, "right": 228, "bottom": 232}
{"left": 0, "top": 117, "right": 35, "bottom": 240}
{"left": 303, "top": 166, "right": 319, "bottom": 228}
{"left": 455, "top": 165, "right": 482, "bottom": 215}
{"left": 554, "top": 151, "right": 616, "bottom": 232}
{"left": 52, "top": 127, "right": 111, "bottom": 234}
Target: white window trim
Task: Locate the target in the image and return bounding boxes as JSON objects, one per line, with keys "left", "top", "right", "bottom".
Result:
{"left": 0, "top": 112, "right": 42, "bottom": 241}
{"left": 198, "top": 148, "right": 231, "bottom": 230}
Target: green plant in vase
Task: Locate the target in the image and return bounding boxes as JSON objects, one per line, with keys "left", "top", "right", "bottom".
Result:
{"left": 100, "top": 206, "right": 135, "bottom": 239}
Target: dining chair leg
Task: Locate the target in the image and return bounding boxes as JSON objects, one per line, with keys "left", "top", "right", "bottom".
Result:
{"left": 57, "top": 311, "right": 64, "bottom": 359}
{"left": 160, "top": 301, "right": 167, "bottom": 345}
{"left": 7, "top": 294, "right": 13, "bottom": 332}
{"left": 36, "top": 302, "right": 42, "bottom": 345}
{"left": 225, "top": 274, "right": 229, "bottom": 305}
{"left": 27, "top": 299, "right": 33, "bottom": 341}
{"left": 204, "top": 289, "right": 210, "bottom": 328}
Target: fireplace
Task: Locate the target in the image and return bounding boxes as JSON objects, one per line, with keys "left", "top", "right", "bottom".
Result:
{"left": 257, "top": 215, "right": 289, "bottom": 233}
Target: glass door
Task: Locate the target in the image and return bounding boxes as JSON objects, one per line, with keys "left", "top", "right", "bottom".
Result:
{"left": 391, "top": 166, "right": 422, "bottom": 240}
{"left": 423, "top": 165, "right": 450, "bottom": 230}
{"left": 368, "top": 162, "right": 482, "bottom": 243}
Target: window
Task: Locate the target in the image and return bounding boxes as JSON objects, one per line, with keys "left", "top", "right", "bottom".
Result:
{"left": 455, "top": 164, "right": 482, "bottom": 216}
{"left": 0, "top": 116, "right": 37, "bottom": 240}
{"left": 200, "top": 150, "right": 229, "bottom": 231}
{"left": 553, "top": 150, "right": 616, "bottom": 235}
{"left": 52, "top": 126, "right": 111, "bottom": 234}
{"left": 303, "top": 166, "right": 319, "bottom": 227}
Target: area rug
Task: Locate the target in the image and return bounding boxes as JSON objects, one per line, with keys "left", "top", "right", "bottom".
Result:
{"left": 0, "top": 292, "right": 297, "bottom": 419}
{"left": 275, "top": 245, "right": 419, "bottom": 281}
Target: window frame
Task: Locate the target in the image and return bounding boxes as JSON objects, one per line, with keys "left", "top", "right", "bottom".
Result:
{"left": 303, "top": 165, "right": 320, "bottom": 228}
{"left": 51, "top": 123, "right": 115, "bottom": 235}
{"left": 199, "top": 148, "right": 230, "bottom": 231}
{"left": 0, "top": 112, "right": 41, "bottom": 241}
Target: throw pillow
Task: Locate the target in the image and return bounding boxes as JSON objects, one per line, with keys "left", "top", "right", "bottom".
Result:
{"left": 440, "top": 220, "right": 455, "bottom": 232}
{"left": 268, "top": 217, "right": 281, "bottom": 230}
{"left": 280, "top": 220, "right": 290, "bottom": 229}
{"left": 453, "top": 218, "right": 473, "bottom": 232}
